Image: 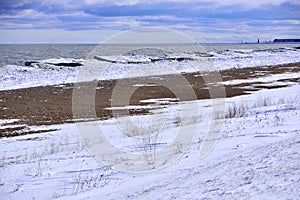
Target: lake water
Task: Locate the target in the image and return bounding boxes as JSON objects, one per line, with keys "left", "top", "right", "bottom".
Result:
{"left": 1, "top": 43, "right": 300, "bottom": 67}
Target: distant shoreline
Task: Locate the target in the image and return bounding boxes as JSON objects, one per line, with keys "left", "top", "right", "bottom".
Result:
{"left": 274, "top": 39, "right": 300, "bottom": 43}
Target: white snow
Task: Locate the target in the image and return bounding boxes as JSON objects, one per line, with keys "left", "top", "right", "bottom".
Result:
{"left": 220, "top": 72, "right": 300, "bottom": 85}
{"left": 133, "top": 83, "right": 159, "bottom": 87}
{"left": 0, "top": 64, "right": 80, "bottom": 91}
{"left": 211, "top": 47, "right": 300, "bottom": 70}
{"left": 39, "top": 58, "right": 84, "bottom": 65}
{"left": 0, "top": 84, "right": 299, "bottom": 199}
{"left": 105, "top": 104, "right": 165, "bottom": 111}
{"left": 139, "top": 98, "right": 179, "bottom": 104}
{"left": 0, "top": 119, "right": 20, "bottom": 126}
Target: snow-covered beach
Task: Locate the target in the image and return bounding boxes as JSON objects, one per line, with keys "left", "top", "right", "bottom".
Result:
{"left": 0, "top": 43, "right": 300, "bottom": 199}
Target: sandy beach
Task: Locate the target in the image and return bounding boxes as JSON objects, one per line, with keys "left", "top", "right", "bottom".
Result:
{"left": 1, "top": 62, "right": 299, "bottom": 137}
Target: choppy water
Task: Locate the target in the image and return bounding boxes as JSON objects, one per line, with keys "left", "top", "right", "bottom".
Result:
{"left": 0, "top": 44, "right": 95, "bottom": 67}
{"left": 1, "top": 43, "right": 300, "bottom": 67}
{"left": 0, "top": 43, "right": 300, "bottom": 91}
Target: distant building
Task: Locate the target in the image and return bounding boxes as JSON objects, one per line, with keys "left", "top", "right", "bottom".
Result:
{"left": 273, "top": 39, "right": 300, "bottom": 43}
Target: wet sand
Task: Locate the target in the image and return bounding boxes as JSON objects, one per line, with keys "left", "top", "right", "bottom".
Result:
{"left": 0, "top": 62, "right": 299, "bottom": 138}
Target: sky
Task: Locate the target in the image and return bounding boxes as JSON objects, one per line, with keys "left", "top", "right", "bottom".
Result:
{"left": 0, "top": 0, "right": 299, "bottom": 43}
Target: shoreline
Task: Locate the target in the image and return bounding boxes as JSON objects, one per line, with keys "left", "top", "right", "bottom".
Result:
{"left": 1, "top": 62, "right": 300, "bottom": 138}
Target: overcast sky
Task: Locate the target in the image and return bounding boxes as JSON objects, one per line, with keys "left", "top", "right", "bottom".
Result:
{"left": 0, "top": 0, "right": 299, "bottom": 43}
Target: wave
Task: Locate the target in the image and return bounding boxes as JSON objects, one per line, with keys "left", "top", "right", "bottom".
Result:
{"left": 1, "top": 47, "right": 300, "bottom": 91}
{"left": 17, "top": 46, "right": 300, "bottom": 68}
{"left": 24, "top": 58, "right": 84, "bottom": 68}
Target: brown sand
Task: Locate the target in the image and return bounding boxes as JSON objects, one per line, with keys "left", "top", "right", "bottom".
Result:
{"left": 0, "top": 62, "right": 299, "bottom": 138}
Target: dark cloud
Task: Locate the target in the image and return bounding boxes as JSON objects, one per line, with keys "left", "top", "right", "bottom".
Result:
{"left": 1, "top": 1, "right": 299, "bottom": 28}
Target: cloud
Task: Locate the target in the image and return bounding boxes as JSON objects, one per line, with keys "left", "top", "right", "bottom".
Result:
{"left": 0, "top": 0, "right": 299, "bottom": 42}
{"left": 0, "top": 9, "right": 46, "bottom": 19}
{"left": 0, "top": 29, "right": 119, "bottom": 43}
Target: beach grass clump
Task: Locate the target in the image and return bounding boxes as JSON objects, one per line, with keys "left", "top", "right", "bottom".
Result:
{"left": 225, "top": 103, "right": 248, "bottom": 118}
{"left": 73, "top": 169, "right": 109, "bottom": 194}
{"left": 219, "top": 95, "right": 299, "bottom": 119}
